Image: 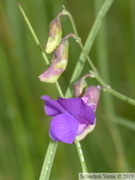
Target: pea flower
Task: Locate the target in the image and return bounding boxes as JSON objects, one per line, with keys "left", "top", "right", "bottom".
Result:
{"left": 81, "top": 86, "right": 100, "bottom": 112}
{"left": 78, "top": 86, "right": 100, "bottom": 140}
{"left": 39, "top": 37, "right": 69, "bottom": 83}
{"left": 73, "top": 73, "right": 95, "bottom": 97}
{"left": 41, "top": 95, "right": 95, "bottom": 144}
{"left": 73, "top": 74, "right": 100, "bottom": 140}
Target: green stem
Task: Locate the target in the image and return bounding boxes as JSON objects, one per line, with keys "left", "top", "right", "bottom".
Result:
{"left": 18, "top": 3, "right": 63, "bottom": 97}
{"left": 65, "top": 10, "right": 109, "bottom": 87}
{"left": 55, "top": 81, "right": 64, "bottom": 97}
{"left": 18, "top": 3, "right": 88, "bottom": 179}
{"left": 74, "top": 137, "right": 87, "bottom": 173}
{"left": 63, "top": 2, "right": 135, "bottom": 107}
{"left": 94, "top": 0, "right": 126, "bottom": 171}
{"left": 18, "top": 3, "right": 49, "bottom": 65}
{"left": 39, "top": 140, "right": 58, "bottom": 180}
{"left": 65, "top": 0, "right": 114, "bottom": 97}
{"left": 107, "top": 87, "right": 135, "bottom": 106}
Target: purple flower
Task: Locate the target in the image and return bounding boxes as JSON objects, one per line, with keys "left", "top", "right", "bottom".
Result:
{"left": 41, "top": 95, "right": 95, "bottom": 144}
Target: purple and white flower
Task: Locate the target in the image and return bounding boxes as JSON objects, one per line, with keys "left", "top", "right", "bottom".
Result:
{"left": 41, "top": 95, "right": 95, "bottom": 144}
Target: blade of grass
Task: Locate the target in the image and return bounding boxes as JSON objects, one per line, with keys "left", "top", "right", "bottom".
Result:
{"left": 94, "top": 0, "right": 127, "bottom": 171}
{"left": 108, "top": 115, "right": 135, "bottom": 131}
{"left": 39, "top": 140, "right": 58, "bottom": 180}
{"left": 18, "top": 2, "right": 49, "bottom": 65}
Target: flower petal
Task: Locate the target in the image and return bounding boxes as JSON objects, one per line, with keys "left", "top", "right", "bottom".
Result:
{"left": 77, "top": 123, "right": 89, "bottom": 135}
{"left": 41, "top": 95, "right": 51, "bottom": 101}
{"left": 49, "top": 112, "right": 78, "bottom": 144}
{"left": 58, "top": 97, "right": 95, "bottom": 124}
{"left": 77, "top": 118, "right": 96, "bottom": 137}
{"left": 41, "top": 95, "right": 65, "bottom": 116}
{"left": 78, "top": 124, "right": 96, "bottom": 141}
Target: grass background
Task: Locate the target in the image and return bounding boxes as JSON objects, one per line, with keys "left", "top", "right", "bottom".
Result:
{"left": 0, "top": 0, "right": 135, "bottom": 179}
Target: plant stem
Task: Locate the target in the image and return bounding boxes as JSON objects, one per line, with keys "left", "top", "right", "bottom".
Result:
{"left": 55, "top": 81, "right": 64, "bottom": 97}
{"left": 18, "top": 3, "right": 49, "bottom": 65}
{"left": 39, "top": 140, "right": 58, "bottom": 180}
{"left": 63, "top": 1, "right": 135, "bottom": 107}
{"left": 74, "top": 137, "right": 87, "bottom": 173}
{"left": 94, "top": 0, "right": 126, "bottom": 171}
{"left": 107, "top": 87, "right": 135, "bottom": 106}
{"left": 65, "top": 0, "right": 114, "bottom": 97}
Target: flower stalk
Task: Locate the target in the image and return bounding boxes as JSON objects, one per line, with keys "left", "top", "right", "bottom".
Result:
{"left": 74, "top": 137, "right": 88, "bottom": 173}
{"left": 65, "top": 0, "right": 114, "bottom": 97}
{"left": 39, "top": 140, "right": 58, "bottom": 180}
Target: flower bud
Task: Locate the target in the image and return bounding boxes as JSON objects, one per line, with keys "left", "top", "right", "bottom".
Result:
{"left": 73, "top": 73, "right": 95, "bottom": 97}
{"left": 78, "top": 86, "right": 100, "bottom": 141}
{"left": 45, "top": 15, "right": 62, "bottom": 54}
{"left": 39, "top": 37, "right": 69, "bottom": 83}
{"left": 82, "top": 86, "right": 100, "bottom": 112}
{"left": 73, "top": 79, "right": 87, "bottom": 97}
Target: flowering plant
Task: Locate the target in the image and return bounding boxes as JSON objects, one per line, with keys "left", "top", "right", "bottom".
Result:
{"left": 18, "top": 2, "right": 135, "bottom": 180}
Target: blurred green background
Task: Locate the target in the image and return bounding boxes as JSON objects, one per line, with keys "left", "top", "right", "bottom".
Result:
{"left": 0, "top": 0, "right": 135, "bottom": 179}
